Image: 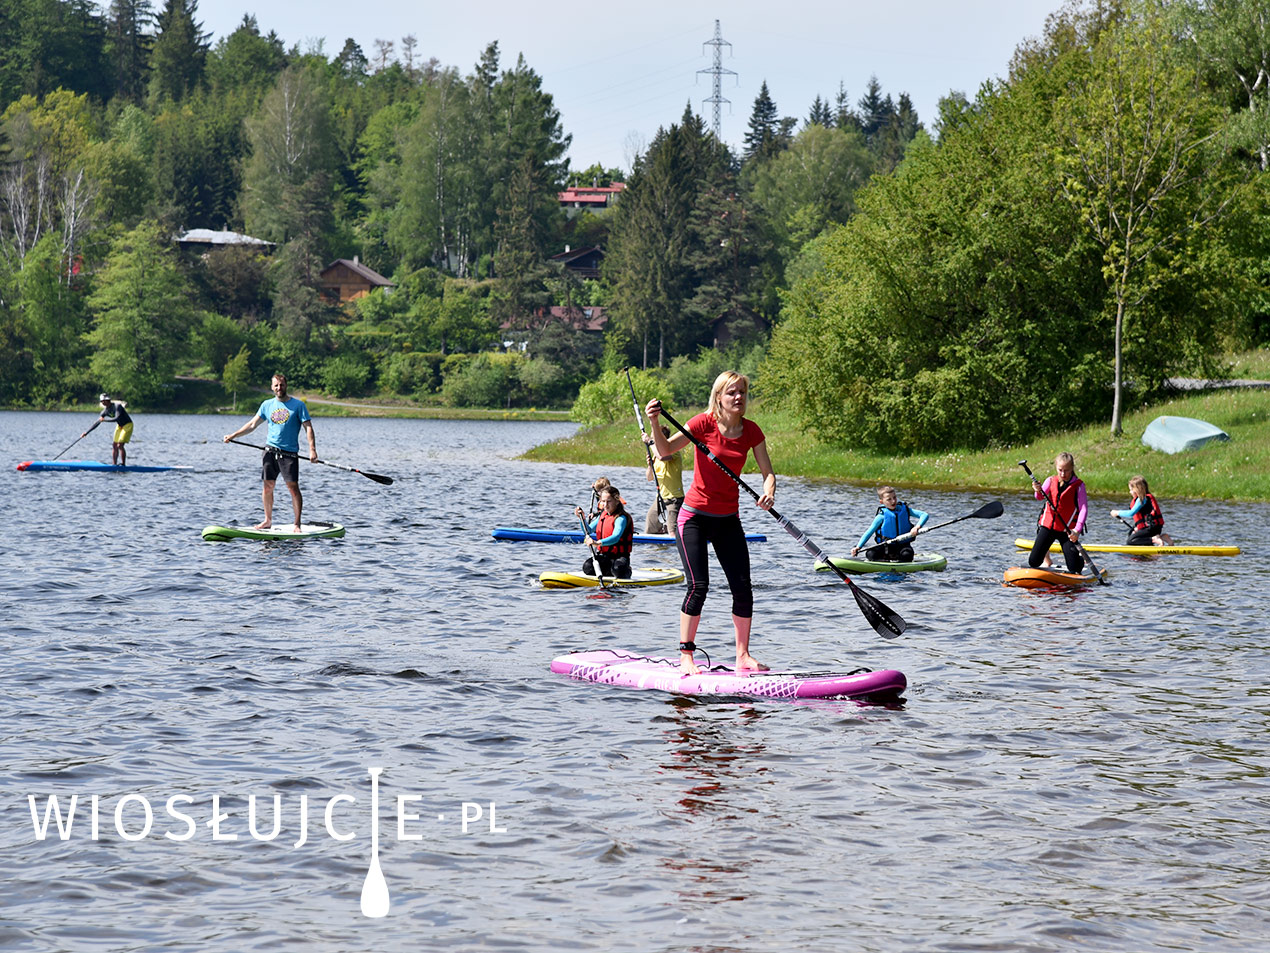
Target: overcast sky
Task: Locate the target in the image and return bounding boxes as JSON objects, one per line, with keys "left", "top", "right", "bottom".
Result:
{"left": 191, "top": 0, "right": 1062, "bottom": 173}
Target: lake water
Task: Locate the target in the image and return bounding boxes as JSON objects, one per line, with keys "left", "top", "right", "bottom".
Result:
{"left": 1, "top": 411, "right": 1266, "bottom": 952}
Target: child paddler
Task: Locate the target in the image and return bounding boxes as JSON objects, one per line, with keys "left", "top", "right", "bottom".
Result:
{"left": 1027, "top": 452, "right": 1087, "bottom": 573}
{"left": 573, "top": 487, "right": 634, "bottom": 579}
{"left": 1110, "top": 475, "right": 1174, "bottom": 546}
{"left": 851, "top": 485, "right": 929, "bottom": 562}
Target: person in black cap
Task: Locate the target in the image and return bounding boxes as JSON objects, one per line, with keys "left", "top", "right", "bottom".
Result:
{"left": 82, "top": 394, "right": 133, "bottom": 466}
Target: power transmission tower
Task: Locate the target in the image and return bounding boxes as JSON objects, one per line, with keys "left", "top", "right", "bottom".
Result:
{"left": 698, "top": 20, "right": 737, "bottom": 142}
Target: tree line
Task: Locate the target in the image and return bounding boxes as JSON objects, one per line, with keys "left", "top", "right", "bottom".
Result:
{"left": 0, "top": 0, "right": 922, "bottom": 411}
{"left": 762, "top": 0, "right": 1270, "bottom": 448}
{"left": 4, "top": 1, "right": 1265, "bottom": 453}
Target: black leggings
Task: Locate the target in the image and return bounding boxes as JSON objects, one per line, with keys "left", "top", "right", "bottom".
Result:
{"left": 868, "top": 542, "right": 914, "bottom": 562}
{"left": 1028, "top": 526, "right": 1084, "bottom": 573}
{"left": 677, "top": 511, "right": 753, "bottom": 618}
{"left": 583, "top": 554, "right": 631, "bottom": 579}
{"left": 1125, "top": 522, "right": 1161, "bottom": 546}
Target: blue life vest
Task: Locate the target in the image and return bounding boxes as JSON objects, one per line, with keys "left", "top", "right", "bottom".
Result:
{"left": 874, "top": 503, "right": 913, "bottom": 543}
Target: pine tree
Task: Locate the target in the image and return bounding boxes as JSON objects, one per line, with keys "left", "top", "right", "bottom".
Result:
{"left": 149, "top": 0, "right": 209, "bottom": 104}
{"left": 807, "top": 94, "right": 832, "bottom": 129}
{"left": 743, "top": 80, "right": 779, "bottom": 160}
{"left": 857, "top": 75, "right": 892, "bottom": 141}
{"left": 105, "top": 0, "right": 152, "bottom": 105}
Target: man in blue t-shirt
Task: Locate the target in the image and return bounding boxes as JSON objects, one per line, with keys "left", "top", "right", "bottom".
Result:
{"left": 223, "top": 373, "right": 317, "bottom": 530}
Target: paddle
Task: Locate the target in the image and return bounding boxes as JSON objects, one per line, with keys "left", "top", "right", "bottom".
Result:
{"left": 576, "top": 509, "right": 614, "bottom": 590}
{"left": 861, "top": 500, "right": 1004, "bottom": 555}
{"left": 1018, "top": 460, "right": 1107, "bottom": 584}
{"left": 625, "top": 367, "right": 667, "bottom": 532}
{"left": 654, "top": 407, "right": 905, "bottom": 639}
{"left": 227, "top": 438, "right": 394, "bottom": 485}
{"left": 53, "top": 420, "right": 100, "bottom": 461}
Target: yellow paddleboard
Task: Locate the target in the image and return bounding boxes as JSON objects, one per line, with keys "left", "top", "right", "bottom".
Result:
{"left": 539, "top": 567, "right": 685, "bottom": 589}
{"left": 1013, "top": 538, "right": 1239, "bottom": 556}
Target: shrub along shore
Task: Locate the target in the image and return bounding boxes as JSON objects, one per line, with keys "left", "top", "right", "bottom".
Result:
{"left": 522, "top": 387, "right": 1270, "bottom": 503}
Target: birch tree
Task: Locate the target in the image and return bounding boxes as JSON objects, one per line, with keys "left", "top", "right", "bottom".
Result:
{"left": 1056, "top": 4, "right": 1235, "bottom": 434}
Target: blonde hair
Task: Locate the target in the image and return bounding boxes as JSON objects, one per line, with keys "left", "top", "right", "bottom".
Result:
{"left": 877, "top": 485, "right": 896, "bottom": 500}
{"left": 707, "top": 370, "right": 749, "bottom": 420}
{"left": 1056, "top": 452, "right": 1074, "bottom": 469}
{"left": 1128, "top": 474, "right": 1149, "bottom": 497}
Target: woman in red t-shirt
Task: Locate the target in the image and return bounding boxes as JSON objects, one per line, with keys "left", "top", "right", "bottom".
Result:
{"left": 646, "top": 370, "right": 775, "bottom": 676}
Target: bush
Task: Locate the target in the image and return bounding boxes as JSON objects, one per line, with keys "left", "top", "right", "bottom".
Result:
{"left": 440, "top": 353, "right": 516, "bottom": 407}
{"left": 571, "top": 367, "right": 670, "bottom": 428}
{"left": 660, "top": 342, "right": 768, "bottom": 407}
{"left": 517, "top": 357, "right": 567, "bottom": 406}
{"left": 321, "top": 355, "right": 371, "bottom": 397}
{"left": 382, "top": 351, "right": 442, "bottom": 395}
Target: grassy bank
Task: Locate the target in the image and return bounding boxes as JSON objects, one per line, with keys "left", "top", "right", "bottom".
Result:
{"left": 523, "top": 387, "right": 1270, "bottom": 502}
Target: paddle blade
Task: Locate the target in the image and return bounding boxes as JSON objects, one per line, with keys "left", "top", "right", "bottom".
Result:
{"left": 848, "top": 581, "right": 907, "bottom": 638}
{"left": 975, "top": 500, "right": 1004, "bottom": 519}
{"left": 822, "top": 560, "right": 906, "bottom": 638}
{"left": 361, "top": 470, "right": 394, "bottom": 485}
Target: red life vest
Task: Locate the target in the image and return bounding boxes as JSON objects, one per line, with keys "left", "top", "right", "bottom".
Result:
{"left": 595, "top": 510, "right": 633, "bottom": 556}
{"left": 1134, "top": 493, "right": 1164, "bottom": 531}
{"left": 1039, "top": 477, "right": 1084, "bottom": 530}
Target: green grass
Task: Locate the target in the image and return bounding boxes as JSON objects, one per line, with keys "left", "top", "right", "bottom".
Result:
{"left": 523, "top": 386, "right": 1270, "bottom": 502}
{"left": 1222, "top": 346, "right": 1270, "bottom": 380}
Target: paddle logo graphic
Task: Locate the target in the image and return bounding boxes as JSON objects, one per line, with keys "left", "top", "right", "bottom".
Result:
{"left": 24, "top": 766, "right": 506, "bottom": 918}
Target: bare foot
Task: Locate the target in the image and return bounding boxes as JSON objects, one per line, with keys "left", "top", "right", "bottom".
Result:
{"left": 736, "top": 654, "right": 769, "bottom": 672}
{"left": 679, "top": 659, "right": 701, "bottom": 676}
{"left": 254, "top": 520, "right": 272, "bottom": 529}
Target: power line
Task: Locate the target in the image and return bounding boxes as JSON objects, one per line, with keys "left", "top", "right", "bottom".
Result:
{"left": 697, "top": 19, "right": 737, "bottom": 142}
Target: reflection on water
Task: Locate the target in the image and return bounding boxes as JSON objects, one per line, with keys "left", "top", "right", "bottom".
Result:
{"left": 0, "top": 411, "right": 1267, "bottom": 952}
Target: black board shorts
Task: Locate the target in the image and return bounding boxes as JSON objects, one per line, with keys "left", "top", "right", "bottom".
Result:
{"left": 262, "top": 448, "right": 300, "bottom": 484}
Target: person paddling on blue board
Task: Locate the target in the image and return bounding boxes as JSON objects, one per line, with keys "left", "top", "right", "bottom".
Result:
{"left": 82, "top": 394, "right": 133, "bottom": 466}
{"left": 573, "top": 487, "right": 634, "bottom": 579}
{"left": 646, "top": 370, "right": 776, "bottom": 677}
{"left": 643, "top": 425, "right": 684, "bottom": 535}
{"left": 1027, "top": 452, "right": 1087, "bottom": 573}
{"left": 851, "top": 486, "right": 929, "bottom": 562}
{"left": 223, "top": 373, "right": 317, "bottom": 531}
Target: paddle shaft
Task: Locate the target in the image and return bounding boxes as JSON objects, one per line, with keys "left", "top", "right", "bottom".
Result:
{"left": 861, "top": 500, "right": 1003, "bottom": 555}
{"left": 1019, "top": 460, "right": 1106, "bottom": 583}
{"left": 53, "top": 420, "right": 100, "bottom": 460}
{"left": 655, "top": 407, "right": 905, "bottom": 639}
{"left": 577, "top": 509, "right": 614, "bottom": 590}
{"left": 625, "top": 368, "right": 666, "bottom": 528}
{"left": 227, "top": 438, "right": 394, "bottom": 485}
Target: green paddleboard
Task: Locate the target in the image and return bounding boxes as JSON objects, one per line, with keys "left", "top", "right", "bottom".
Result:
{"left": 815, "top": 552, "right": 947, "bottom": 573}
{"left": 201, "top": 522, "right": 345, "bottom": 542}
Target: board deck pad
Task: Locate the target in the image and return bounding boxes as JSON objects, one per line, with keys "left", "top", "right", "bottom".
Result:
{"left": 550, "top": 650, "right": 906, "bottom": 701}
{"left": 1013, "top": 537, "right": 1240, "bottom": 557}
{"left": 539, "top": 567, "right": 685, "bottom": 589}
{"left": 201, "top": 522, "right": 345, "bottom": 542}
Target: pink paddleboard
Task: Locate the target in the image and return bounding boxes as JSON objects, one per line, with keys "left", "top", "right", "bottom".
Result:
{"left": 550, "top": 650, "right": 906, "bottom": 702}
